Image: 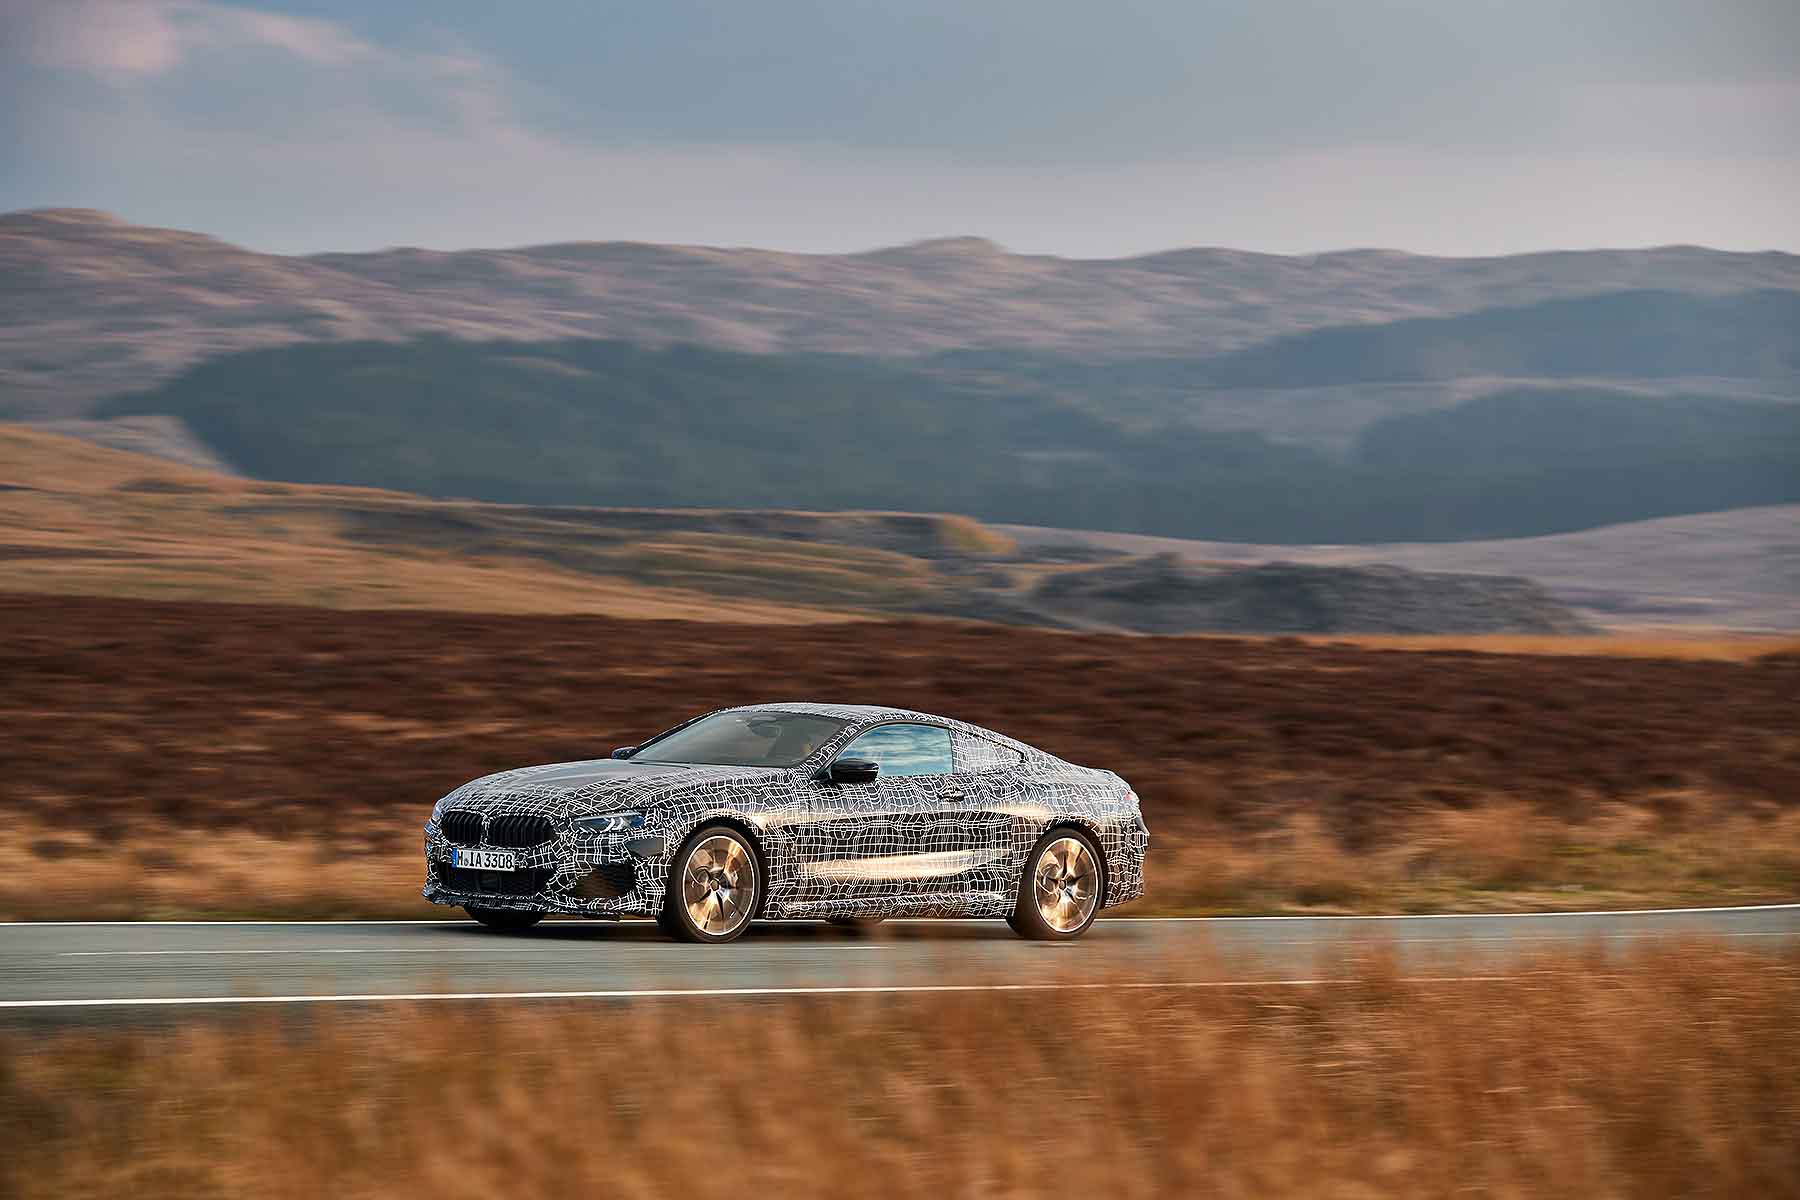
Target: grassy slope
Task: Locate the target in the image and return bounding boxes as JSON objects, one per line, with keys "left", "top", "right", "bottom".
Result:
{"left": 0, "top": 425, "right": 1014, "bottom": 622}
{"left": 98, "top": 330, "right": 1800, "bottom": 543}
{"left": 3, "top": 428, "right": 1795, "bottom": 919}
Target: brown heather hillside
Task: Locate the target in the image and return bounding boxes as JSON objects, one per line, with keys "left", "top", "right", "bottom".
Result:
{"left": 1, "top": 592, "right": 1795, "bottom": 918}
{"left": 6, "top": 207, "right": 1798, "bottom": 416}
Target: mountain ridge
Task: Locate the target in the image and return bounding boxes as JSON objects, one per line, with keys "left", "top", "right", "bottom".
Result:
{"left": 6, "top": 207, "right": 1798, "bottom": 418}
{"left": 12, "top": 207, "right": 1794, "bottom": 266}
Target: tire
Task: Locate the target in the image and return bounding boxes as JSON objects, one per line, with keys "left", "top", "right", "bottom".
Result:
{"left": 1009, "top": 826, "right": 1105, "bottom": 941}
{"left": 662, "top": 824, "right": 763, "bottom": 944}
{"left": 465, "top": 906, "right": 545, "bottom": 932}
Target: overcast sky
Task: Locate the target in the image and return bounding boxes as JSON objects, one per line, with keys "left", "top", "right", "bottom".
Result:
{"left": 4, "top": 0, "right": 1797, "bottom": 256}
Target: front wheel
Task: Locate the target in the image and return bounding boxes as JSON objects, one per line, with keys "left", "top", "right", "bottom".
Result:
{"left": 465, "top": 906, "right": 545, "bottom": 932}
{"left": 662, "top": 824, "right": 763, "bottom": 943}
{"left": 1009, "top": 827, "right": 1104, "bottom": 940}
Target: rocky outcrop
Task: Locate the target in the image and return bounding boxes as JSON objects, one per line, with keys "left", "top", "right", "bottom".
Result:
{"left": 1032, "top": 555, "right": 1594, "bottom": 635}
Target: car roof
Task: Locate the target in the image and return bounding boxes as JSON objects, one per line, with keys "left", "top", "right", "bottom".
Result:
{"left": 715, "top": 701, "right": 1054, "bottom": 764}
{"left": 724, "top": 701, "right": 942, "bottom": 723}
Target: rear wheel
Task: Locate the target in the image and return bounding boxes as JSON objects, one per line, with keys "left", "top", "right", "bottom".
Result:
{"left": 465, "top": 906, "right": 545, "bottom": 932}
{"left": 662, "top": 824, "right": 762, "bottom": 944}
{"left": 1009, "top": 827, "right": 1104, "bottom": 940}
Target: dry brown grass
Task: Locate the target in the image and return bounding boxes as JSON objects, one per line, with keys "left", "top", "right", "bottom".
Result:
{"left": 0, "top": 821, "right": 437, "bottom": 921}
{"left": 1151, "top": 800, "right": 1800, "bottom": 915}
{"left": 1299, "top": 632, "right": 1800, "bottom": 662}
{"left": 3, "top": 941, "right": 1795, "bottom": 1199}
{"left": 3, "top": 591, "right": 1797, "bottom": 918}
{"left": 0, "top": 426, "right": 950, "bottom": 622}
{"left": 7, "top": 798, "right": 1797, "bottom": 922}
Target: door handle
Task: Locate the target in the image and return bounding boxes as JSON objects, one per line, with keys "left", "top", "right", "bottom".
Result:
{"left": 938, "top": 789, "right": 966, "bottom": 802}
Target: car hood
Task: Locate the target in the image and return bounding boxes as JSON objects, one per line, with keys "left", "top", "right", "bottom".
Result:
{"left": 440, "top": 758, "right": 789, "bottom": 816}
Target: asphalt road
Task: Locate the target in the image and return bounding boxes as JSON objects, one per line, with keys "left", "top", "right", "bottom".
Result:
{"left": 2, "top": 904, "right": 1795, "bottom": 1015}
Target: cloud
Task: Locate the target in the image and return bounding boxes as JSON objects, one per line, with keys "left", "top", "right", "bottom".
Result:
{"left": 15, "top": 0, "right": 375, "bottom": 79}
{"left": 39, "top": 81, "right": 1800, "bottom": 259}
{"left": 12, "top": 0, "right": 186, "bottom": 76}
{"left": 2, "top": 0, "right": 1796, "bottom": 255}
{"left": 7, "top": 0, "right": 515, "bottom": 151}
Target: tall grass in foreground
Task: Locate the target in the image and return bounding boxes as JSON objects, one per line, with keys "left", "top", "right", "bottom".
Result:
{"left": 8, "top": 798, "right": 1797, "bottom": 921}
{"left": 3, "top": 942, "right": 1796, "bottom": 1199}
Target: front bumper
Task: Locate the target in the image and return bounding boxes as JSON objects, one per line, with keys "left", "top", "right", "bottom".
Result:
{"left": 422, "top": 823, "right": 671, "bottom": 916}
{"left": 1101, "top": 816, "right": 1150, "bottom": 908}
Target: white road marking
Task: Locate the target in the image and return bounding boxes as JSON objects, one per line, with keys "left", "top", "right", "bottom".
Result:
{"left": 0, "top": 976, "right": 1521, "bottom": 1009}
{"left": 54, "top": 945, "right": 889, "bottom": 957}
{"left": 1, "top": 928, "right": 478, "bottom": 935}
{"left": 7, "top": 905, "right": 1792, "bottom": 1009}
{"left": 1242, "top": 931, "right": 1799, "bottom": 945}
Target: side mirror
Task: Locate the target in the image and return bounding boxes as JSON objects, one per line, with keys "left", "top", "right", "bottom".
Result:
{"left": 824, "top": 757, "right": 880, "bottom": 784}
{"left": 610, "top": 746, "right": 638, "bottom": 760}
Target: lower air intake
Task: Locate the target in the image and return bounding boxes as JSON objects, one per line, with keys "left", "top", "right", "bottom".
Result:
{"left": 573, "top": 862, "right": 637, "bottom": 900}
{"left": 437, "top": 865, "right": 551, "bottom": 898}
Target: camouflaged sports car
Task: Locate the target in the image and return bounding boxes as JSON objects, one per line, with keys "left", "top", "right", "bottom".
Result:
{"left": 423, "top": 703, "right": 1148, "bottom": 942}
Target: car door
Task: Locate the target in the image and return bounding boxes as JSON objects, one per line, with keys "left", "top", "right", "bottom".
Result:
{"left": 945, "top": 728, "right": 1035, "bottom": 904}
{"left": 791, "top": 722, "right": 975, "bottom": 910}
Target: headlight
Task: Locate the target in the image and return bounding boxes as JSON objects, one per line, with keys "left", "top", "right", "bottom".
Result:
{"left": 575, "top": 810, "right": 647, "bottom": 835}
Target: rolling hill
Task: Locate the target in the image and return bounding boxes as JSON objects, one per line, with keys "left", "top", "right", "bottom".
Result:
{"left": 5, "top": 207, "right": 1798, "bottom": 418}
{"left": 9, "top": 208, "right": 1798, "bottom": 547}
{"left": 99, "top": 339, "right": 1800, "bottom": 543}
{"left": 0, "top": 426, "right": 1617, "bottom": 636}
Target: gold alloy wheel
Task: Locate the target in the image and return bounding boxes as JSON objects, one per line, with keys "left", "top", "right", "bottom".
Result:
{"left": 681, "top": 833, "right": 756, "bottom": 938}
{"left": 1033, "top": 835, "right": 1100, "bottom": 933}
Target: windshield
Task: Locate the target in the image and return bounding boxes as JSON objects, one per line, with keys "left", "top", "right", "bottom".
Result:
{"left": 631, "top": 711, "right": 850, "bottom": 768}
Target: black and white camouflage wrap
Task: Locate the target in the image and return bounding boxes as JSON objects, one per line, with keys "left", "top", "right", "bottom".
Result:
{"left": 423, "top": 703, "right": 1149, "bottom": 921}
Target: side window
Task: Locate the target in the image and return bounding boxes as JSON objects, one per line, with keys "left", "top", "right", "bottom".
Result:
{"left": 952, "top": 730, "right": 1024, "bottom": 773}
{"left": 839, "top": 723, "right": 954, "bottom": 777}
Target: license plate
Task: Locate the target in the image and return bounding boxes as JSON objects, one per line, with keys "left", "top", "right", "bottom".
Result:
{"left": 450, "top": 847, "right": 517, "bottom": 871}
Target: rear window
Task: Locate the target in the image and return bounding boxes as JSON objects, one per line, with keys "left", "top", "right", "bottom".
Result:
{"left": 953, "top": 730, "right": 1023, "bottom": 773}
